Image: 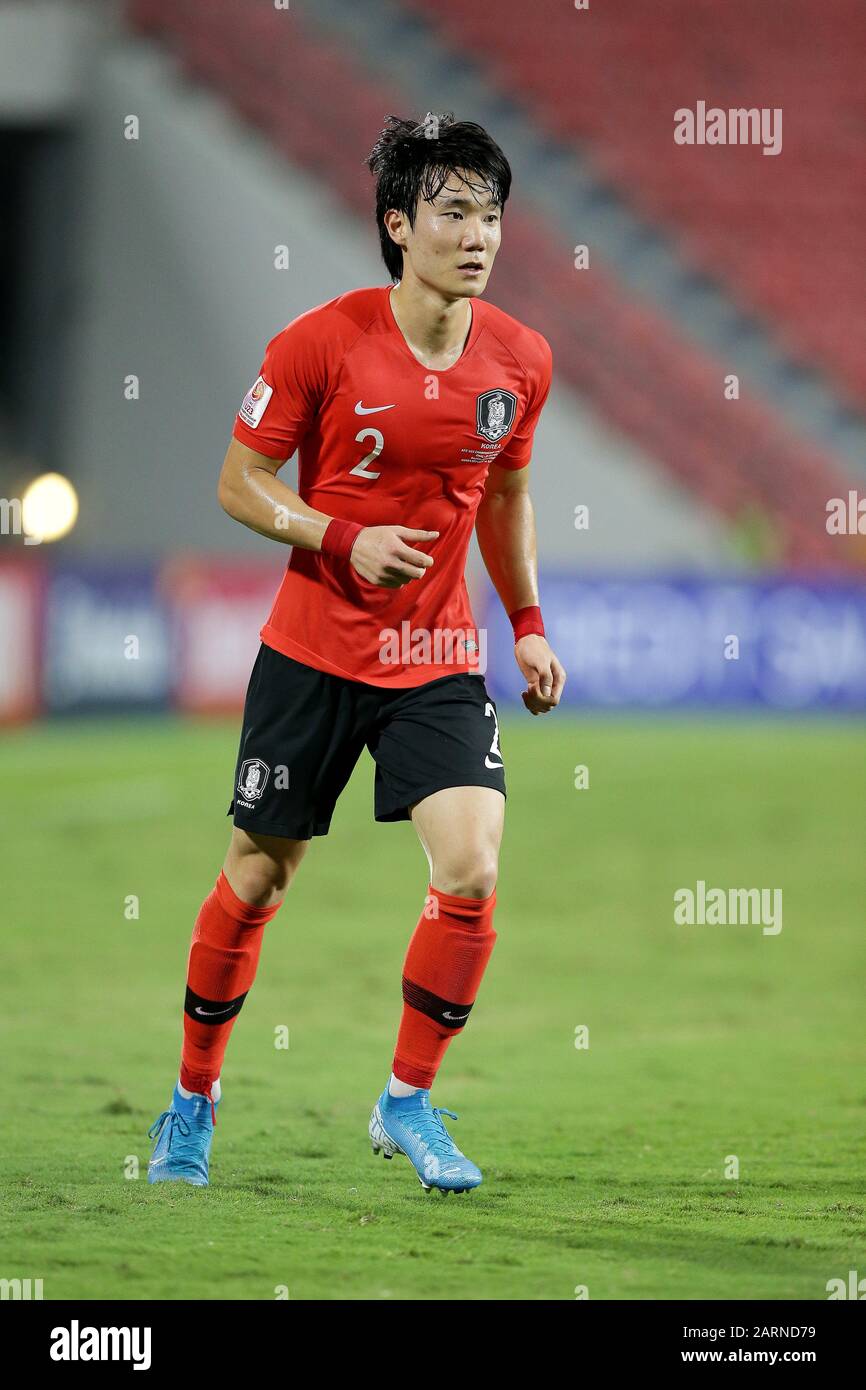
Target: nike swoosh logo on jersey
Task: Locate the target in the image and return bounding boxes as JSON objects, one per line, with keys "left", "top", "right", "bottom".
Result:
{"left": 485, "top": 757, "right": 504, "bottom": 770}
{"left": 195, "top": 1005, "right": 234, "bottom": 1017}
{"left": 354, "top": 400, "right": 396, "bottom": 414}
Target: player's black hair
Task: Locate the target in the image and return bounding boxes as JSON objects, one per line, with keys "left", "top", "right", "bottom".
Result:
{"left": 366, "top": 113, "right": 512, "bottom": 281}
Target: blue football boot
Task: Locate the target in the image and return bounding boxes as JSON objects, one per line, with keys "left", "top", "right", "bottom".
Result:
{"left": 147, "top": 1083, "right": 219, "bottom": 1187}
{"left": 369, "top": 1085, "right": 482, "bottom": 1194}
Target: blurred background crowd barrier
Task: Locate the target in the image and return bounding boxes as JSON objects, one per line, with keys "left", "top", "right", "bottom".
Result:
{"left": 4, "top": 558, "right": 866, "bottom": 718}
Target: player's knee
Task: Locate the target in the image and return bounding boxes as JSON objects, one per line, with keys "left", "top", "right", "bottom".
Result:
{"left": 232, "top": 859, "right": 291, "bottom": 908}
{"left": 435, "top": 853, "right": 498, "bottom": 901}
{"left": 225, "top": 830, "right": 308, "bottom": 908}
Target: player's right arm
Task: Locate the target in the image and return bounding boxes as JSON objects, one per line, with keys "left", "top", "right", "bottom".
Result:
{"left": 217, "top": 439, "right": 437, "bottom": 589}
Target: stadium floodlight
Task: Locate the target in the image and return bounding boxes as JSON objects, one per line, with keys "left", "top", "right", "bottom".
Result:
{"left": 21, "top": 472, "right": 79, "bottom": 543}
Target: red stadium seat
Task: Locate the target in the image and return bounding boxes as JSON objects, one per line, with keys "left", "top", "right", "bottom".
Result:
{"left": 123, "top": 0, "right": 864, "bottom": 571}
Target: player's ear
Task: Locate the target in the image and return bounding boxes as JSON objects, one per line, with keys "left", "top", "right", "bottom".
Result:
{"left": 383, "top": 208, "right": 406, "bottom": 249}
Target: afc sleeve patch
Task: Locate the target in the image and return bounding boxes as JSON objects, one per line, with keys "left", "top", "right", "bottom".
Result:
{"left": 238, "top": 376, "right": 274, "bottom": 430}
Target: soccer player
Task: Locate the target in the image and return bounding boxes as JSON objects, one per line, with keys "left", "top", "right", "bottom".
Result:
{"left": 148, "top": 114, "right": 565, "bottom": 1194}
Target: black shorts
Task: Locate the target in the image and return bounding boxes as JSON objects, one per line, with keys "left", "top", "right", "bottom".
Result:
{"left": 228, "top": 644, "right": 506, "bottom": 840}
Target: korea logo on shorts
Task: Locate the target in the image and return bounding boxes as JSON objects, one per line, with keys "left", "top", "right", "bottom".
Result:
{"left": 238, "top": 758, "right": 270, "bottom": 802}
{"left": 476, "top": 388, "right": 517, "bottom": 442}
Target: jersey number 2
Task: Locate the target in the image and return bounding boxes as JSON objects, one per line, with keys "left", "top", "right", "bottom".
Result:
{"left": 484, "top": 702, "right": 504, "bottom": 769}
{"left": 350, "top": 428, "right": 383, "bottom": 480}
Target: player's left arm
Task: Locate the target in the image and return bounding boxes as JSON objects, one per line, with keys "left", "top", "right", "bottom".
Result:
{"left": 475, "top": 461, "right": 566, "bottom": 716}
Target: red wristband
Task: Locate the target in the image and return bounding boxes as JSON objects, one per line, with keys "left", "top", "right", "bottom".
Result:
{"left": 509, "top": 605, "right": 545, "bottom": 642}
{"left": 321, "top": 518, "right": 363, "bottom": 560}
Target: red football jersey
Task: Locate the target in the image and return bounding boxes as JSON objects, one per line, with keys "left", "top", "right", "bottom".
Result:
{"left": 232, "top": 285, "right": 552, "bottom": 687}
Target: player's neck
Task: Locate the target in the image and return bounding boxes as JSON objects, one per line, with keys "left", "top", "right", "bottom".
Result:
{"left": 389, "top": 280, "right": 473, "bottom": 371}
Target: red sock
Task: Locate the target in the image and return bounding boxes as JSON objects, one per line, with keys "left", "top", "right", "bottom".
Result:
{"left": 393, "top": 885, "right": 497, "bottom": 1090}
{"left": 179, "top": 871, "right": 280, "bottom": 1096}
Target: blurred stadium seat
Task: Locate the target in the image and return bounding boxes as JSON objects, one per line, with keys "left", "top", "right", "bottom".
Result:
{"left": 123, "top": 0, "right": 865, "bottom": 570}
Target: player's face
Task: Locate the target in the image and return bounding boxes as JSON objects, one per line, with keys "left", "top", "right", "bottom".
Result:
{"left": 402, "top": 171, "right": 502, "bottom": 299}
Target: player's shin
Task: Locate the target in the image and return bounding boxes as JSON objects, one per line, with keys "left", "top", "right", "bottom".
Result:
{"left": 179, "top": 871, "right": 280, "bottom": 1102}
{"left": 392, "top": 885, "right": 497, "bottom": 1090}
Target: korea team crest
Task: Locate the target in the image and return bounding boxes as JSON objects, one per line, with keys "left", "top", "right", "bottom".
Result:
{"left": 237, "top": 758, "right": 270, "bottom": 802}
{"left": 476, "top": 388, "right": 517, "bottom": 442}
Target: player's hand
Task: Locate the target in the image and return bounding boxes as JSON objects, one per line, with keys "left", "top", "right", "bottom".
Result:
{"left": 515, "top": 635, "right": 566, "bottom": 715}
{"left": 349, "top": 526, "right": 439, "bottom": 589}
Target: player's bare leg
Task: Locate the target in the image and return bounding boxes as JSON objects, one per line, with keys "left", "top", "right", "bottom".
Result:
{"left": 410, "top": 785, "right": 504, "bottom": 899}
{"left": 148, "top": 829, "right": 308, "bottom": 1186}
{"left": 370, "top": 786, "right": 504, "bottom": 1193}
{"left": 223, "top": 827, "right": 310, "bottom": 907}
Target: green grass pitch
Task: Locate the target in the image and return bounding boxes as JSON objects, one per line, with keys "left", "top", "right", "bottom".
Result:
{"left": 1, "top": 713, "right": 864, "bottom": 1300}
